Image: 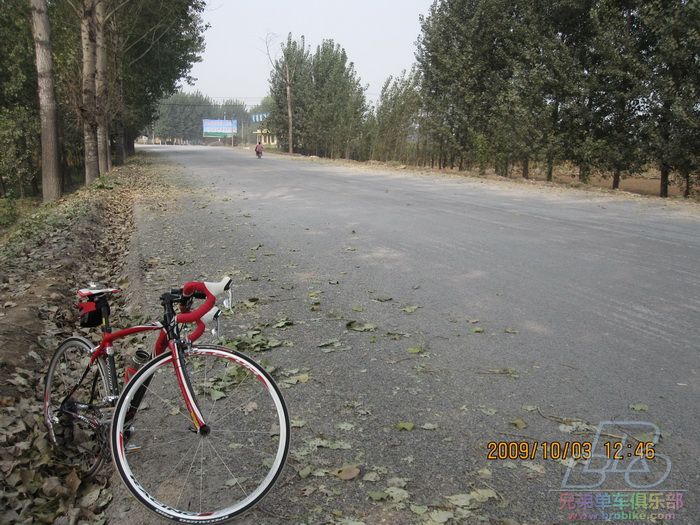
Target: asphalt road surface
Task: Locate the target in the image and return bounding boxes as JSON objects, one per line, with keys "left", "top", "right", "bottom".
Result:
{"left": 108, "top": 145, "right": 699, "bottom": 524}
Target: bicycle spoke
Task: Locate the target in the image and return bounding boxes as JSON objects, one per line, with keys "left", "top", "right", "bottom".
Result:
{"left": 206, "top": 365, "right": 253, "bottom": 422}
{"left": 139, "top": 378, "right": 193, "bottom": 426}
{"left": 199, "top": 437, "right": 204, "bottom": 514}
{"left": 176, "top": 438, "right": 203, "bottom": 509}
{"left": 132, "top": 427, "right": 193, "bottom": 433}
{"left": 206, "top": 438, "right": 248, "bottom": 499}
{"left": 153, "top": 441, "right": 196, "bottom": 501}
{"left": 209, "top": 432, "right": 276, "bottom": 457}
{"left": 138, "top": 434, "right": 193, "bottom": 450}
{"left": 209, "top": 387, "right": 266, "bottom": 427}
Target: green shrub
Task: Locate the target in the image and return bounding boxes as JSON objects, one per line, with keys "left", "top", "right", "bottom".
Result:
{"left": 0, "top": 198, "right": 18, "bottom": 227}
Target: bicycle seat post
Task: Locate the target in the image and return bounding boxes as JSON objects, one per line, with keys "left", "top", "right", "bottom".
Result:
{"left": 96, "top": 295, "right": 111, "bottom": 333}
{"left": 95, "top": 295, "right": 119, "bottom": 395}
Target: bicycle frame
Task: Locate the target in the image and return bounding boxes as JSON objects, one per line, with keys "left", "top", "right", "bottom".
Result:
{"left": 85, "top": 318, "right": 210, "bottom": 432}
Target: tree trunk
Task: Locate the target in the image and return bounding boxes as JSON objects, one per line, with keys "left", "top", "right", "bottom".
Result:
{"left": 659, "top": 163, "right": 670, "bottom": 198}
{"left": 30, "top": 0, "right": 62, "bottom": 203}
{"left": 522, "top": 157, "right": 529, "bottom": 179}
{"left": 546, "top": 154, "right": 553, "bottom": 182}
{"left": 113, "top": 123, "right": 125, "bottom": 165}
{"left": 81, "top": 0, "right": 99, "bottom": 184}
{"left": 612, "top": 168, "right": 621, "bottom": 190}
{"left": 682, "top": 170, "right": 691, "bottom": 198}
{"left": 578, "top": 164, "right": 590, "bottom": 183}
{"left": 126, "top": 128, "right": 135, "bottom": 155}
{"left": 285, "top": 63, "right": 293, "bottom": 154}
{"left": 95, "top": 0, "right": 110, "bottom": 174}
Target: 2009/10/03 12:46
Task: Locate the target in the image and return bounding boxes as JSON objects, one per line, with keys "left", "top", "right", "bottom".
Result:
{"left": 486, "top": 441, "right": 656, "bottom": 461}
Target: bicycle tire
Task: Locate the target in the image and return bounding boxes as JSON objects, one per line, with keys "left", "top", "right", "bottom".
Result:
{"left": 43, "top": 336, "right": 109, "bottom": 477}
{"left": 110, "top": 345, "right": 289, "bottom": 523}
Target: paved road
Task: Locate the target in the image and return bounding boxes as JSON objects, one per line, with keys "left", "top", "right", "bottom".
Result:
{"left": 109, "top": 145, "right": 699, "bottom": 524}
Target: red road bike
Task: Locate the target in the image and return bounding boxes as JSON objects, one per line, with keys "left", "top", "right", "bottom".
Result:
{"left": 43, "top": 277, "right": 289, "bottom": 523}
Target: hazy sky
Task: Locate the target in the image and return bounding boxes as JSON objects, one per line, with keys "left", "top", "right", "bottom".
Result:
{"left": 187, "top": 0, "right": 434, "bottom": 108}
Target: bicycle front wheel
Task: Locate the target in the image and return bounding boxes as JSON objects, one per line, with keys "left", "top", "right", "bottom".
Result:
{"left": 110, "top": 345, "right": 289, "bottom": 523}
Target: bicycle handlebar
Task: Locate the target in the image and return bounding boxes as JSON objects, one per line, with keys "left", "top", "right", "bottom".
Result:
{"left": 177, "top": 277, "right": 232, "bottom": 324}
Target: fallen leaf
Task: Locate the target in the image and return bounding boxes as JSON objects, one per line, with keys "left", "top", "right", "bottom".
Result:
{"left": 66, "top": 469, "right": 81, "bottom": 494}
{"left": 401, "top": 305, "right": 419, "bottom": 313}
{"left": 446, "top": 493, "right": 472, "bottom": 507}
{"left": 470, "top": 488, "right": 498, "bottom": 502}
{"left": 429, "top": 510, "right": 454, "bottom": 523}
{"left": 385, "top": 486, "right": 409, "bottom": 502}
{"left": 407, "top": 346, "right": 423, "bottom": 354}
{"left": 387, "top": 477, "right": 408, "bottom": 488}
{"left": 362, "top": 471, "right": 380, "bottom": 482}
{"left": 629, "top": 403, "right": 649, "bottom": 412}
{"left": 334, "top": 465, "right": 361, "bottom": 481}
{"left": 394, "top": 421, "right": 414, "bottom": 431}
{"left": 477, "top": 467, "right": 492, "bottom": 479}
{"left": 510, "top": 417, "right": 528, "bottom": 429}
{"left": 368, "top": 490, "right": 388, "bottom": 501}
{"left": 420, "top": 423, "right": 438, "bottom": 430}
{"left": 346, "top": 320, "right": 377, "bottom": 332}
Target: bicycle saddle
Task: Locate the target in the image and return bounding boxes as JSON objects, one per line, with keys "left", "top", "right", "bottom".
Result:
{"left": 77, "top": 284, "right": 120, "bottom": 299}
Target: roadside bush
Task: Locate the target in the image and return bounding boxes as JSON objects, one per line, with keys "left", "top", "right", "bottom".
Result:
{"left": 0, "top": 197, "right": 18, "bottom": 227}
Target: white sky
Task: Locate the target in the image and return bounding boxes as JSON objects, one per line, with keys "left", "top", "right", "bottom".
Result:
{"left": 186, "top": 0, "right": 434, "bottom": 108}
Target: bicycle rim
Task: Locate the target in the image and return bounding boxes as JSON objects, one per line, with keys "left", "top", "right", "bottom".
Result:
{"left": 44, "top": 337, "right": 108, "bottom": 477}
{"left": 111, "top": 345, "right": 289, "bottom": 523}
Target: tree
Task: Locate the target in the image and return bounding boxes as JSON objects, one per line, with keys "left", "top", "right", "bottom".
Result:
{"left": 641, "top": 0, "right": 700, "bottom": 197}
{"left": 267, "top": 33, "right": 312, "bottom": 154}
{"left": 113, "top": 0, "right": 207, "bottom": 157}
{"left": 308, "top": 40, "right": 366, "bottom": 158}
{"left": 267, "top": 35, "right": 367, "bottom": 159}
{"left": 155, "top": 91, "right": 212, "bottom": 143}
{"left": 372, "top": 69, "right": 421, "bottom": 163}
{"left": 78, "top": 0, "right": 99, "bottom": 184}
{"left": 1, "top": 0, "right": 40, "bottom": 199}
{"left": 94, "top": 0, "right": 110, "bottom": 174}
{"left": 29, "top": 0, "right": 62, "bottom": 203}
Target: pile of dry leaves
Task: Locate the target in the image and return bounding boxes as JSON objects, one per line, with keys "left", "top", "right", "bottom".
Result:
{"left": 0, "top": 156, "right": 171, "bottom": 524}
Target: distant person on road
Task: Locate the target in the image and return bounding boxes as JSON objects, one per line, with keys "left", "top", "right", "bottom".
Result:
{"left": 255, "top": 142, "right": 263, "bottom": 154}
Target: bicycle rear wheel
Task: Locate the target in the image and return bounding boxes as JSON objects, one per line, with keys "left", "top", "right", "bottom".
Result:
{"left": 111, "top": 345, "right": 289, "bottom": 523}
{"left": 43, "top": 337, "right": 109, "bottom": 477}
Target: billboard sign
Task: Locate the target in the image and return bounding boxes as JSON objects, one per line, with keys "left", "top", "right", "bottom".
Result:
{"left": 252, "top": 113, "right": 269, "bottom": 123}
{"left": 202, "top": 119, "right": 237, "bottom": 138}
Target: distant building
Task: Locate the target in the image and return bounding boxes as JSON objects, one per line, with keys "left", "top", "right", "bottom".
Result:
{"left": 253, "top": 128, "right": 277, "bottom": 146}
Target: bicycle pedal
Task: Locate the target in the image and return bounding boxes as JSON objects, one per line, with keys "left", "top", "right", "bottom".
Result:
{"left": 125, "top": 444, "right": 142, "bottom": 454}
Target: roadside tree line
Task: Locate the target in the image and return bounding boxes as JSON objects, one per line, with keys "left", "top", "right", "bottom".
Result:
{"left": 0, "top": 0, "right": 206, "bottom": 205}
{"left": 267, "top": 0, "right": 699, "bottom": 198}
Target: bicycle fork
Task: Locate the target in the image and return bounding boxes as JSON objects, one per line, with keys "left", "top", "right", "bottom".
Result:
{"left": 171, "top": 340, "right": 209, "bottom": 434}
